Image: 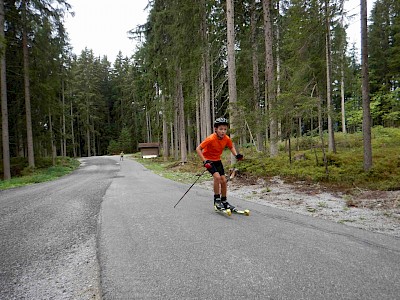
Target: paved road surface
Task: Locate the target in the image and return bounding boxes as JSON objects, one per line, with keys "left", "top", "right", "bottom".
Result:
{"left": 99, "top": 157, "right": 400, "bottom": 299}
{"left": 1, "top": 156, "right": 399, "bottom": 299}
{"left": 0, "top": 156, "right": 117, "bottom": 299}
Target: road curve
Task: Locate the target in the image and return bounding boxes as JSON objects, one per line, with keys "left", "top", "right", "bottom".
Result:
{"left": 99, "top": 157, "right": 400, "bottom": 299}
{"left": 0, "top": 156, "right": 118, "bottom": 299}
{"left": 1, "top": 156, "right": 399, "bottom": 299}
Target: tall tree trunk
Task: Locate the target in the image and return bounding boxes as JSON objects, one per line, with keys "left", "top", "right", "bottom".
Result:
{"left": 226, "top": 0, "right": 238, "bottom": 164}
{"left": 211, "top": 53, "right": 215, "bottom": 123}
{"left": 199, "top": 68, "right": 207, "bottom": 140}
{"left": 49, "top": 110, "right": 56, "bottom": 165}
{"left": 86, "top": 99, "right": 91, "bottom": 157}
{"left": 173, "top": 111, "right": 178, "bottom": 160}
{"left": 22, "top": 0, "right": 35, "bottom": 167}
{"left": 276, "top": 0, "right": 282, "bottom": 141}
{"left": 319, "top": 95, "right": 329, "bottom": 176}
{"left": 361, "top": 0, "right": 372, "bottom": 170}
{"left": 325, "top": 0, "right": 336, "bottom": 153}
{"left": 92, "top": 123, "right": 96, "bottom": 156}
{"left": 263, "top": 0, "right": 278, "bottom": 157}
{"left": 170, "top": 121, "right": 175, "bottom": 159}
{"left": 340, "top": 66, "right": 346, "bottom": 133}
{"left": 0, "top": 0, "right": 10, "bottom": 179}
{"left": 177, "top": 67, "right": 187, "bottom": 163}
{"left": 70, "top": 101, "right": 76, "bottom": 157}
{"left": 61, "top": 78, "right": 66, "bottom": 156}
{"left": 196, "top": 98, "right": 201, "bottom": 145}
{"left": 201, "top": 0, "right": 212, "bottom": 138}
{"left": 340, "top": 4, "right": 347, "bottom": 134}
{"left": 187, "top": 117, "right": 192, "bottom": 153}
{"left": 162, "top": 94, "right": 169, "bottom": 160}
{"left": 250, "top": 0, "right": 263, "bottom": 152}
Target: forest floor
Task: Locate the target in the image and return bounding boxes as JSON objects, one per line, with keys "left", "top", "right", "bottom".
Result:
{"left": 197, "top": 174, "right": 400, "bottom": 238}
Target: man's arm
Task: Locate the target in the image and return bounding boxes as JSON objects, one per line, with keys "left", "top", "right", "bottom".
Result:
{"left": 230, "top": 145, "right": 243, "bottom": 160}
{"left": 230, "top": 145, "right": 238, "bottom": 156}
{"left": 196, "top": 145, "right": 206, "bottom": 162}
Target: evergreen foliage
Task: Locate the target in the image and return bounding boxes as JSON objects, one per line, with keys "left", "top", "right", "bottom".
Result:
{"left": 1, "top": 0, "right": 399, "bottom": 181}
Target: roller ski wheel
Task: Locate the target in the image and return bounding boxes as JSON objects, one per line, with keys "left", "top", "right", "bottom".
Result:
{"left": 214, "top": 205, "right": 232, "bottom": 216}
{"left": 233, "top": 209, "right": 250, "bottom": 216}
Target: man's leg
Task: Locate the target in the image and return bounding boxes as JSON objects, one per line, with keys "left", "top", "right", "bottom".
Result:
{"left": 213, "top": 172, "right": 225, "bottom": 210}
{"left": 213, "top": 172, "right": 222, "bottom": 195}
{"left": 220, "top": 175, "right": 227, "bottom": 198}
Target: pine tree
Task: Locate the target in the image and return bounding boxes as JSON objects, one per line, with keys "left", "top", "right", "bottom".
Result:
{"left": 0, "top": 0, "right": 10, "bottom": 179}
{"left": 361, "top": 0, "right": 373, "bottom": 170}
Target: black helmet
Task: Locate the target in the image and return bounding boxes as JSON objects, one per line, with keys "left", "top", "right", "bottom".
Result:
{"left": 214, "top": 117, "right": 229, "bottom": 127}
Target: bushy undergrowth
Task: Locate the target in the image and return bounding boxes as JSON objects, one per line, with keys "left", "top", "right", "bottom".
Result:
{"left": 141, "top": 127, "right": 400, "bottom": 191}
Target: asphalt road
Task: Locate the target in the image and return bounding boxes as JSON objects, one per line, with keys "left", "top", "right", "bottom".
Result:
{"left": 0, "top": 156, "right": 118, "bottom": 299}
{"left": 1, "top": 156, "right": 399, "bottom": 299}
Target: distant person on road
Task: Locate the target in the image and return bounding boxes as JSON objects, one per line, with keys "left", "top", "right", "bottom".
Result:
{"left": 120, "top": 151, "right": 124, "bottom": 161}
{"left": 196, "top": 117, "right": 243, "bottom": 212}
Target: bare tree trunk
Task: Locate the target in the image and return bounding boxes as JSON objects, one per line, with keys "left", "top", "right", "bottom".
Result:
{"left": 340, "top": 67, "right": 346, "bottom": 133}
{"left": 22, "top": 0, "right": 35, "bottom": 167}
{"left": 201, "top": 1, "right": 212, "bottom": 138}
{"left": 86, "top": 127, "right": 91, "bottom": 157}
{"left": 173, "top": 111, "right": 179, "bottom": 160}
{"left": 196, "top": 99, "right": 201, "bottom": 146}
{"left": 361, "top": 0, "right": 372, "bottom": 170}
{"left": 250, "top": 0, "right": 263, "bottom": 152}
{"left": 177, "top": 67, "right": 187, "bottom": 163}
{"left": 86, "top": 99, "right": 91, "bottom": 157}
{"left": 211, "top": 54, "right": 215, "bottom": 123}
{"left": 319, "top": 95, "right": 329, "bottom": 176}
{"left": 49, "top": 110, "right": 56, "bottom": 165}
{"left": 263, "top": 0, "right": 278, "bottom": 157}
{"left": 276, "top": 0, "right": 282, "bottom": 141}
{"left": 325, "top": 0, "right": 336, "bottom": 153}
{"left": 92, "top": 122, "right": 96, "bottom": 156}
{"left": 0, "top": 0, "right": 10, "bottom": 179}
{"left": 70, "top": 101, "right": 77, "bottom": 157}
{"left": 199, "top": 68, "right": 207, "bottom": 140}
{"left": 340, "top": 4, "right": 347, "bottom": 134}
{"left": 170, "top": 121, "right": 175, "bottom": 159}
{"left": 146, "top": 107, "right": 152, "bottom": 143}
{"left": 227, "top": 0, "right": 238, "bottom": 164}
{"left": 187, "top": 117, "right": 192, "bottom": 153}
{"left": 162, "top": 94, "right": 169, "bottom": 160}
{"left": 61, "top": 78, "right": 66, "bottom": 156}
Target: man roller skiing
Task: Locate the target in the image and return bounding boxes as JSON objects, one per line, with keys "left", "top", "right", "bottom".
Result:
{"left": 196, "top": 117, "right": 243, "bottom": 212}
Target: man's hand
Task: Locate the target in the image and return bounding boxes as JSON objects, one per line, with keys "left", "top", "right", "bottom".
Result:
{"left": 203, "top": 160, "right": 212, "bottom": 169}
{"left": 236, "top": 154, "right": 244, "bottom": 161}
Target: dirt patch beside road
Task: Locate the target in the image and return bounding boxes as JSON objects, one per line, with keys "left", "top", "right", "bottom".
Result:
{"left": 199, "top": 175, "right": 400, "bottom": 237}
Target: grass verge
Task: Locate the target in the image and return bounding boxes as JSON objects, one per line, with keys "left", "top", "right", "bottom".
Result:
{"left": 0, "top": 157, "right": 80, "bottom": 190}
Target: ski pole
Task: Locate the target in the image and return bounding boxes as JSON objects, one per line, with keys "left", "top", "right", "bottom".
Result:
{"left": 174, "top": 169, "right": 207, "bottom": 208}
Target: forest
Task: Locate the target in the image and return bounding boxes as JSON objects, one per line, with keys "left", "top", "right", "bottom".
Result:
{"left": 0, "top": 0, "right": 399, "bottom": 180}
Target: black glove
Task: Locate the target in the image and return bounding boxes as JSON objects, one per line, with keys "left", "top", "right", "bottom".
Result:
{"left": 203, "top": 160, "right": 212, "bottom": 169}
{"left": 236, "top": 154, "right": 243, "bottom": 161}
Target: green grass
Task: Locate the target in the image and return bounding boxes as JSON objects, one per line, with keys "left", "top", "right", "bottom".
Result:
{"left": 136, "top": 127, "right": 400, "bottom": 191}
{"left": 2, "top": 127, "right": 399, "bottom": 192}
{"left": 0, "top": 157, "right": 80, "bottom": 190}
{"left": 134, "top": 153, "right": 211, "bottom": 184}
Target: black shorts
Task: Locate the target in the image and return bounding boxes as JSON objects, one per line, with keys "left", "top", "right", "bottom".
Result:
{"left": 207, "top": 160, "right": 225, "bottom": 176}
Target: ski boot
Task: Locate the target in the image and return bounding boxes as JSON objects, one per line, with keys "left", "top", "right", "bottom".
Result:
{"left": 214, "top": 198, "right": 225, "bottom": 210}
{"left": 223, "top": 200, "right": 250, "bottom": 216}
{"left": 222, "top": 201, "right": 238, "bottom": 213}
{"left": 214, "top": 198, "right": 231, "bottom": 216}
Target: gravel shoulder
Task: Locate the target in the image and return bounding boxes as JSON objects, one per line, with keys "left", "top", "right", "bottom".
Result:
{"left": 198, "top": 175, "right": 400, "bottom": 238}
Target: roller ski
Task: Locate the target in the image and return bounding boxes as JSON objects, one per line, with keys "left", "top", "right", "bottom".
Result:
{"left": 214, "top": 199, "right": 232, "bottom": 216}
{"left": 223, "top": 200, "right": 250, "bottom": 216}
{"left": 233, "top": 209, "right": 250, "bottom": 216}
